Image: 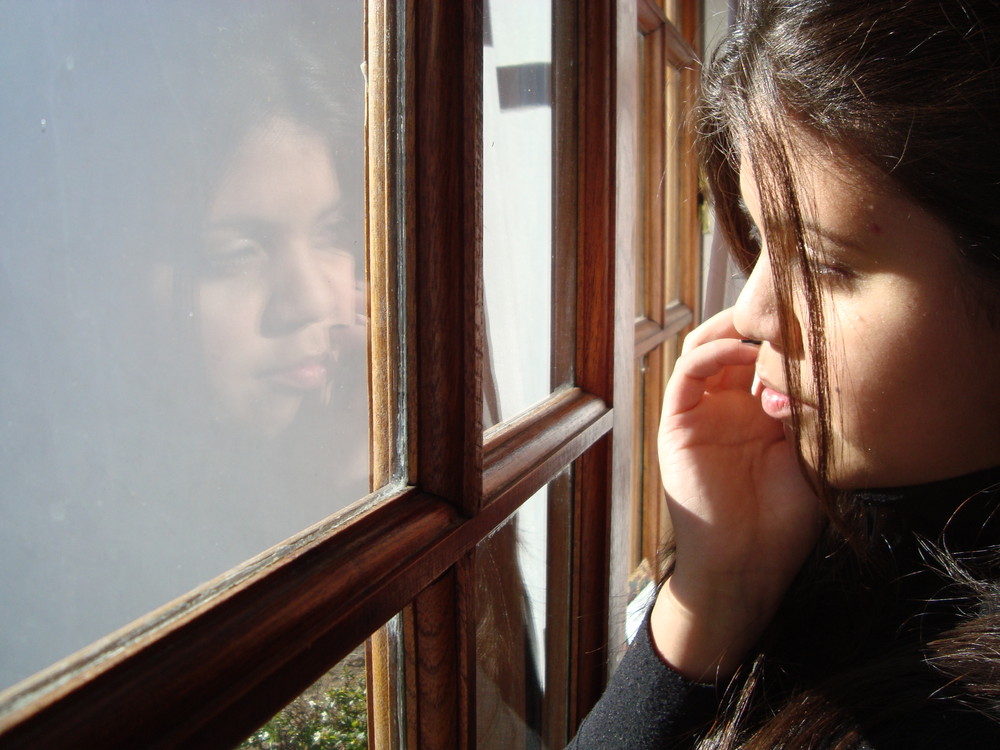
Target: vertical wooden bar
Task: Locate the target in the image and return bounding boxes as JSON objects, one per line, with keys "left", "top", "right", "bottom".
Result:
{"left": 551, "top": 0, "right": 580, "bottom": 390}
{"left": 679, "top": 0, "right": 703, "bottom": 330}
{"left": 403, "top": 559, "right": 476, "bottom": 750}
{"left": 404, "top": 0, "right": 483, "bottom": 747}
{"left": 570, "top": 0, "right": 634, "bottom": 727}
{"left": 366, "top": 0, "right": 402, "bottom": 494}
{"left": 366, "top": 0, "right": 404, "bottom": 745}
{"left": 410, "top": 0, "right": 484, "bottom": 516}
{"left": 638, "top": 6, "right": 667, "bottom": 569}
{"left": 543, "top": 470, "right": 574, "bottom": 749}
{"left": 608, "top": 0, "right": 640, "bottom": 676}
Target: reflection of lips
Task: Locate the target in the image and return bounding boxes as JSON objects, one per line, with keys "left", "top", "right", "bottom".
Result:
{"left": 264, "top": 358, "right": 329, "bottom": 390}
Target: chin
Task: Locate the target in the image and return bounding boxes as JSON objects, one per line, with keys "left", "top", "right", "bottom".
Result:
{"left": 221, "top": 392, "right": 303, "bottom": 438}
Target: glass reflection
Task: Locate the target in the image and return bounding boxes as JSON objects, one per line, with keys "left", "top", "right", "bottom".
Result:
{"left": 483, "top": 0, "right": 554, "bottom": 425}
{"left": 0, "top": 1, "right": 367, "bottom": 691}
{"left": 476, "top": 472, "right": 571, "bottom": 750}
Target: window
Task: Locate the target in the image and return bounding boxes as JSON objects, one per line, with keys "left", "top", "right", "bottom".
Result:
{"left": 0, "top": 2, "right": 703, "bottom": 748}
{"left": 627, "top": 0, "right": 702, "bottom": 610}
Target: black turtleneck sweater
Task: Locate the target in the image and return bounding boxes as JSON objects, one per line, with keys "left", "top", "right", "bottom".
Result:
{"left": 567, "top": 468, "right": 1000, "bottom": 749}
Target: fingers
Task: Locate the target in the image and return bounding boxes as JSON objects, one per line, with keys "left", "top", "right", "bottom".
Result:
{"left": 680, "top": 307, "right": 741, "bottom": 356}
{"left": 664, "top": 336, "right": 759, "bottom": 415}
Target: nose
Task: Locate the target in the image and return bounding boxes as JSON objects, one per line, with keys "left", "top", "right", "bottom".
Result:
{"left": 732, "top": 249, "right": 783, "bottom": 348}
{"left": 261, "top": 243, "right": 354, "bottom": 336}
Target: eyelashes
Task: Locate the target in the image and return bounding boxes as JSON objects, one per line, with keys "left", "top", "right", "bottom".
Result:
{"left": 739, "top": 222, "right": 857, "bottom": 287}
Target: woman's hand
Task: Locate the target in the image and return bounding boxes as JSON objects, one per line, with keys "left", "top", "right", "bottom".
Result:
{"left": 650, "top": 307, "right": 823, "bottom": 682}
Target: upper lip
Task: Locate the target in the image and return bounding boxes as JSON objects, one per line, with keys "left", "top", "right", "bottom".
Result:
{"left": 260, "top": 353, "right": 329, "bottom": 377}
{"left": 755, "top": 369, "right": 820, "bottom": 409}
{"left": 756, "top": 371, "right": 786, "bottom": 395}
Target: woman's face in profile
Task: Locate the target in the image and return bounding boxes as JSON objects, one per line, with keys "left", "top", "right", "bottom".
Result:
{"left": 735, "top": 134, "right": 1000, "bottom": 488}
{"left": 198, "top": 117, "right": 356, "bottom": 435}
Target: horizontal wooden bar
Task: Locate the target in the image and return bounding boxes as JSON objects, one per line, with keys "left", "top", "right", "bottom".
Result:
{"left": 484, "top": 387, "right": 612, "bottom": 511}
{"left": 0, "top": 487, "right": 460, "bottom": 749}
{"left": 662, "top": 16, "right": 697, "bottom": 68}
{"left": 633, "top": 301, "right": 693, "bottom": 358}
{"left": 0, "top": 386, "right": 611, "bottom": 749}
{"left": 638, "top": 0, "right": 668, "bottom": 34}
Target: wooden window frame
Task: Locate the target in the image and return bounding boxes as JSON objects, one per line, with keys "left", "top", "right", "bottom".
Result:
{"left": 629, "top": 0, "right": 702, "bottom": 585}
{"left": 0, "top": 1, "right": 701, "bottom": 747}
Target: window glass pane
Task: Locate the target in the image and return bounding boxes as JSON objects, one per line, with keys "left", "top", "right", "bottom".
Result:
{"left": 237, "top": 644, "right": 369, "bottom": 750}
{"left": 483, "top": 0, "right": 554, "bottom": 425}
{"left": 0, "top": 1, "right": 369, "bottom": 691}
{"left": 476, "top": 469, "right": 572, "bottom": 749}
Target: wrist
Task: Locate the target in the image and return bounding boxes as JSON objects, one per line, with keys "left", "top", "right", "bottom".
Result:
{"left": 649, "top": 575, "right": 769, "bottom": 683}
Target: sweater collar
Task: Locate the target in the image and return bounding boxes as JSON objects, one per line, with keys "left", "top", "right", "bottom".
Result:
{"left": 853, "top": 465, "right": 1000, "bottom": 552}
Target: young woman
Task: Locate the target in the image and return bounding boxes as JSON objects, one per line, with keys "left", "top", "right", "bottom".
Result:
{"left": 570, "top": 0, "right": 1000, "bottom": 747}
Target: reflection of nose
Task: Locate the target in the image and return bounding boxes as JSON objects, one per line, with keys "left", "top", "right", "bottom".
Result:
{"left": 733, "top": 249, "right": 783, "bottom": 348}
{"left": 327, "top": 263, "right": 355, "bottom": 328}
{"left": 261, "top": 244, "right": 351, "bottom": 336}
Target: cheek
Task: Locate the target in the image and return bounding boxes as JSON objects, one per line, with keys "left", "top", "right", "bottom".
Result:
{"left": 198, "top": 283, "right": 267, "bottom": 373}
{"left": 320, "top": 254, "right": 358, "bottom": 323}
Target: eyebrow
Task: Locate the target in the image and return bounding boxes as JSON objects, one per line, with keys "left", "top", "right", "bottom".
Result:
{"left": 800, "top": 220, "right": 867, "bottom": 257}
{"left": 206, "top": 203, "right": 344, "bottom": 237}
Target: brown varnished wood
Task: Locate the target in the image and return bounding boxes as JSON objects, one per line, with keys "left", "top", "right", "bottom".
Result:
{"left": 543, "top": 469, "right": 574, "bottom": 749}
{"left": 638, "top": 0, "right": 668, "bottom": 31}
{"left": 410, "top": 0, "right": 484, "bottom": 516}
{"left": 551, "top": 0, "right": 580, "bottom": 390}
{"left": 403, "top": 2, "right": 483, "bottom": 741}
{"left": 366, "top": 1, "right": 405, "bottom": 739}
{"left": 570, "top": 0, "right": 631, "bottom": 726}
{"left": 662, "top": 18, "right": 697, "bottom": 68}
{"left": 404, "top": 559, "right": 476, "bottom": 750}
{"left": 678, "top": 0, "right": 703, "bottom": 335}
{"left": 367, "top": 0, "right": 402, "bottom": 492}
{"left": 0, "top": 489, "right": 459, "bottom": 749}
{"left": 0, "top": 384, "right": 611, "bottom": 749}
{"left": 484, "top": 388, "right": 609, "bottom": 503}
{"left": 607, "top": 0, "right": 641, "bottom": 677}
{"left": 634, "top": 302, "right": 694, "bottom": 357}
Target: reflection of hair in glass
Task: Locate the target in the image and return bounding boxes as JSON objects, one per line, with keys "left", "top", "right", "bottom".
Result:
{"left": 692, "top": 1, "right": 1000, "bottom": 746}
{"left": 0, "top": 1, "right": 367, "bottom": 690}
{"left": 4, "top": 4, "right": 367, "bottom": 513}
{"left": 36, "top": 2, "right": 364, "bottom": 428}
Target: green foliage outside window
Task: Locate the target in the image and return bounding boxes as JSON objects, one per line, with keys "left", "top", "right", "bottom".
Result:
{"left": 239, "top": 661, "right": 367, "bottom": 750}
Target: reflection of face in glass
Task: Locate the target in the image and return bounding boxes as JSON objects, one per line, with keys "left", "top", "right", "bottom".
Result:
{"left": 198, "top": 117, "right": 356, "bottom": 435}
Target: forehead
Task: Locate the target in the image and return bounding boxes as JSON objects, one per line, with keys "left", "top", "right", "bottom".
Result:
{"left": 736, "top": 130, "right": 960, "bottom": 280}
{"left": 736, "top": 131, "right": 896, "bottom": 227}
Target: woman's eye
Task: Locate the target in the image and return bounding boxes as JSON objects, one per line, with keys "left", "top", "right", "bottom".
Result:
{"left": 808, "top": 252, "right": 855, "bottom": 283}
{"left": 314, "top": 215, "right": 353, "bottom": 252}
{"left": 203, "top": 239, "right": 267, "bottom": 277}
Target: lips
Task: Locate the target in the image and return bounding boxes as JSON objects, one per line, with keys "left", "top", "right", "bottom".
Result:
{"left": 752, "top": 371, "right": 794, "bottom": 420}
{"left": 262, "top": 355, "right": 329, "bottom": 390}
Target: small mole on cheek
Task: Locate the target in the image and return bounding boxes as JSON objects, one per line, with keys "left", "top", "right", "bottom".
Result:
{"left": 868, "top": 221, "right": 883, "bottom": 235}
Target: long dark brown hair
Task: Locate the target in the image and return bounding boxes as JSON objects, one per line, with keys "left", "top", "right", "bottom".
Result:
{"left": 691, "top": 0, "right": 1000, "bottom": 746}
